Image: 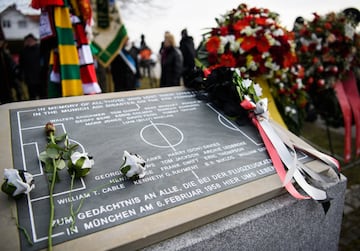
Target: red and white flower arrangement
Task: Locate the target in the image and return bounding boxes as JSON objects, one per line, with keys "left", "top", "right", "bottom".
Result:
{"left": 197, "top": 3, "right": 308, "bottom": 133}
{"left": 294, "top": 11, "right": 360, "bottom": 127}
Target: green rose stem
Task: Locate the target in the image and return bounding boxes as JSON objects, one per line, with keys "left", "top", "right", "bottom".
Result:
{"left": 68, "top": 172, "right": 86, "bottom": 231}
{"left": 48, "top": 129, "right": 57, "bottom": 251}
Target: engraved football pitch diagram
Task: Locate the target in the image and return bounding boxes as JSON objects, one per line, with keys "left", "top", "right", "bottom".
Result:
{"left": 10, "top": 92, "right": 297, "bottom": 250}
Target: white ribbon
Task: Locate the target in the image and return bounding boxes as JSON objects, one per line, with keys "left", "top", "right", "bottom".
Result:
{"left": 255, "top": 99, "right": 340, "bottom": 201}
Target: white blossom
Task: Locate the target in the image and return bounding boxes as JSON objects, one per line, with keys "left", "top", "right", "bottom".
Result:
{"left": 3, "top": 169, "right": 34, "bottom": 196}
{"left": 296, "top": 78, "right": 304, "bottom": 89}
{"left": 242, "top": 79, "right": 253, "bottom": 89}
{"left": 311, "top": 34, "right": 322, "bottom": 51}
{"left": 254, "top": 83, "right": 263, "bottom": 97}
{"left": 120, "top": 151, "right": 146, "bottom": 180}
{"left": 273, "top": 28, "right": 284, "bottom": 37}
{"left": 344, "top": 23, "right": 355, "bottom": 40}
{"left": 70, "top": 152, "right": 94, "bottom": 170}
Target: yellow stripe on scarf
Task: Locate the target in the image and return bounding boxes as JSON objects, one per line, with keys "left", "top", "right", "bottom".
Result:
{"left": 62, "top": 79, "right": 83, "bottom": 96}
{"left": 255, "top": 77, "right": 287, "bottom": 129}
{"left": 54, "top": 7, "right": 72, "bottom": 28}
{"left": 49, "top": 50, "right": 54, "bottom": 64}
{"left": 58, "top": 45, "right": 79, "bottom": 65}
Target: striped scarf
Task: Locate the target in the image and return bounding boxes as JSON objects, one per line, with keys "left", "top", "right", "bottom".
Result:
{"left": 48, "top": 1, "right": 101, "bottom": 97}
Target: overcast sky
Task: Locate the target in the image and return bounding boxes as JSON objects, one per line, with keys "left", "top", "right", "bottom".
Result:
{"left": 121, "top": 0, "right": 359, "bottom": 53}
{"left": 1, "top": 0, "right": 359, "bottom": 53}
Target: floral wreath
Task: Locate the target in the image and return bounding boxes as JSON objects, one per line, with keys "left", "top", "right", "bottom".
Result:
{"left": 294, "top": 10, "right": 360, "bottom": 127}
{"left": 196, "top": 3, "right": 308, "bottom": 133}
{"left": 294, "top": 9, "right": 360, "bottom": 163}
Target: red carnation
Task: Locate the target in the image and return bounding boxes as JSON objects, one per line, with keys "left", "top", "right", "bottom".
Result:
{"left": 206, "top": 36, "right": 221, "bottom": 54}
{"left": 220, "top": 54, "right": 237, "bottom": 67}
{"left": 255, "top": 17, "right": 267, "bottom": 26}
{"left": 256, "top": 36, "right": 271, "bottom": 53}
{"left": 220, "top": 26, "right": 229, "bottom": 36}
{"left": 233, "top": 18, "right": 251, "bottom": 32}
{"left": 241, "top": 36, "right": 257, "bottom": 51}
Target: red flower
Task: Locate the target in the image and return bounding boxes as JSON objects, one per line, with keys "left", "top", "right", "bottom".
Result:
{"left": 241, "top": 36, "right": 257, "bottom": 51}
{"left": 255, "top": 17, "right": 267, "bottom": 26}
{"left": 219, "top": 53, "right": 236, "bottom": 67}
{"left": 324, "top": 22, "right": 332, "bottom": 30}
{"left": 283, "top": 52, "right": 297, "bottom": 68}
{"left": 256, "top": 36, "right": 271, "bottom": 52}
{"left": 206, "top": 36, "right": 221, "bottom": 54}
{"left": 220, "top": 26, "right": 229, "bottom": 36}
{"left": 233, "top": 18, "right": 251, "bottom": 32}
{"left": 300, "top": 45, "right": 308, "bottom": 53}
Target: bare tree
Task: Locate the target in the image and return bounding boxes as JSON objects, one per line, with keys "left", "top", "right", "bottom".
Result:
{"left": 117, "top": 0, "right": 164, "bottom": 14}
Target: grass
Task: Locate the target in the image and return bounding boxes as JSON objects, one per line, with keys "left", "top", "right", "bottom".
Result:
{"left": 300, "top": 121, "right": 360, "bottom": 186}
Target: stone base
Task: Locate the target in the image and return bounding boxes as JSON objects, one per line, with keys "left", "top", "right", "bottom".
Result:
{"left": 142, "top": 175, "right": 346, "bottom": 251}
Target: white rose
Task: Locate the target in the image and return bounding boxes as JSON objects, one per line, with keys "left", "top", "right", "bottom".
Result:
{"left": 120, "top": 151, "right": 146, "bottom": 180}
{"left": 2, "top": 169, "right": 35, "bottom": 197}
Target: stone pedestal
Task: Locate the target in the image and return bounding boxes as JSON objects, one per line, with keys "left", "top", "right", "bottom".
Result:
{"left": 143, "top": 176, "right": 346, "bottom": 251}
{"left": 0, "top": 87, "right": 346, "bottom": 251}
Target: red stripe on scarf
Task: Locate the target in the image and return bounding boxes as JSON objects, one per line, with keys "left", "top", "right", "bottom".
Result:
{"left": 74, "top": 23, "right": 88, "bottom": 45}
{"left": 80, "top": 64, "right": 97, "bottom": 84}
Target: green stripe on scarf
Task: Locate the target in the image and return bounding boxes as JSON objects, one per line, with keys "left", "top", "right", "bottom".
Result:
{"left": 60, "top": 65, "right": 81, "bottom": 79}
{"left": 55, "top": 27, "right": 76, "bottom": 45}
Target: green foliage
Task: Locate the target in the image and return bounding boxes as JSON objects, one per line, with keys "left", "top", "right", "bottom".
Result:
{"left": 39, "top": 132, "right": 79, "bottom": 183}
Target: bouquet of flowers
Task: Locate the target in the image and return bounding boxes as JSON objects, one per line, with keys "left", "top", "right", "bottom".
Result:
{"left": 196, "top": 3, "right": 308, "bottom": 133}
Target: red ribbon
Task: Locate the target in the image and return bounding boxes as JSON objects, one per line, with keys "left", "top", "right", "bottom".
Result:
{"left": 342, "top": 71, "right": 360, "bottom": 158}
{"left": 250, "top": 115, "right": 309, "bottom": 200}
{"left": 334, "top": 81, "right": 352, "bottom": 163}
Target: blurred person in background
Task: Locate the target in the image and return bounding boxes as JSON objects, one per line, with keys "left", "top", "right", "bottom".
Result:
{"left": 179, "top": 28, "right": 196, "bottom": 86}
{"left": 160, "top": 32, "right": 183, "bottom": 87}
{"left": 110, "top": 38, "right": 140, "bottom": 91}
{"left": 19, "top": 33, "right": 43, "bottom": 100}
{"left": 0, "top": 28, "right": 21, "bottom": 104}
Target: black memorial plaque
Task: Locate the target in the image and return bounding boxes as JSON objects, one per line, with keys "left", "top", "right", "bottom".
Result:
{"left": 10, "top": 90, "right": 306, "bottom": 250}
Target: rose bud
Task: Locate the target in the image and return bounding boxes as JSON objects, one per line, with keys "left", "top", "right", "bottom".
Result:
{"left": 331, "top": 66, "right": 338, "bottom": 74}
{"left": 2, "top": 169, "right": 35, "bottom": 198}
{"left": 68, "top": 152, "right": 94, "bottom": 178}
{"left": 45, "top": 122, "right": 56, "bottom": 136}
{"left": 317, "top": 79, "right": 325, "bottom": 87}
{"left": 307, "top": 77, "right": 314, "bottom": 84}
{"left": 317, "top": 65, "right": 324, "bottom": 72}
{"left": 120, "top": 151, "right": 146, "bottom": 181}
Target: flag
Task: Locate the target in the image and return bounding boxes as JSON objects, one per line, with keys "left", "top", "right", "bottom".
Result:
{"left": 91, "top": 0, "right": 128, "bottom": 67}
